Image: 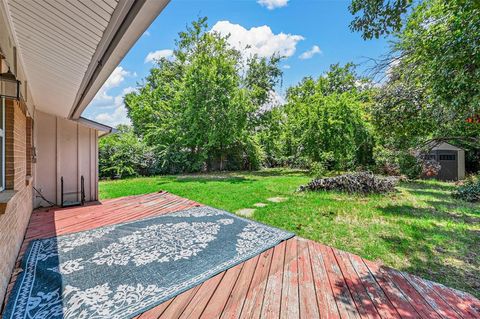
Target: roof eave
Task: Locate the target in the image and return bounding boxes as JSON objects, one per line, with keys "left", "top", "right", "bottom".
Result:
{"left": 69, "top": 0, "right": 169, "bottom": 120}
{"left": 77, "top": 116, "right": 117, "bottom": 137}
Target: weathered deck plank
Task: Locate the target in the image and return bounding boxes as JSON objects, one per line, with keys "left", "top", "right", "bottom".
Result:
{"left": 220, "top": 254, "right": 260, "bottom": 319}
{"left": 280, "top": 237, "right": 300, "bottom": 319}
{"left": 308, "top": 241, "right": 341, "bottom": 319}
{"left": 333, "top": 250, "right": 380, "bottom": 319}
{"left": 297, "top": 238, "right": 320, "bottom": 318}
{"left": 2, "top": 192, "right": 479, "bottom": 319}
{"left": 239, "top": 248, "right": 274, "bottom": 318}
{"left": 260, "top": 240, "right": 286, "bottom": 319}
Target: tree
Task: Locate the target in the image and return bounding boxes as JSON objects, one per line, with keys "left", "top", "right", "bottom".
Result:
{"left": 99, "top": 125, "right": 156, "bottom": 178}
{"left": 371, "top": 0, "right": 480, "bottom": 151}
{"left": 124, "top": 17, "right": 282, "bottom": 173}
{"left": 278, "top": 64, "right": 375, "bottom": 170}
{"left": 395, "top": 0, "right": 480, "bottom": 125}
{"left": 349, "top": 0, "right": 413, "bottom": 39}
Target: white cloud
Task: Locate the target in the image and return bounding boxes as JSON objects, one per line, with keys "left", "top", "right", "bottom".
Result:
{"left": 283, "top": 64, "right": 291, "bottom": 69}
{"left": 299, "top": 45, "right": 322, "bottom": 60}
{"left": 93, "top": 66, "right": 130, "bottom": 103}
{"left": 94, "top": 86, "right": 135, "bottom": 127}
{"left": 144, "top": 49, "right": 174, "bottom": 63}
{"left": 257, "top": 0, "right": 288, "bottom": 10}
{"left": 259, "top": 90, "right": 286, "bottom": 112}
{"left": 95, "top": 106, "right": 130, "bottom": 127}
{"left": 88, "top": 67, "right": 135, "bottom": 127}
{"left": 211, "top": 21, "right": 304, "bottom": 58}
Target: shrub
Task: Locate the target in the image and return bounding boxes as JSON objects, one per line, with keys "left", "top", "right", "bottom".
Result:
{"left": 398, "top": 153, "right": 422, "bottom": 179}
{"left": 99, "top": 125, "right": 156, "bottom": 179}
{"left": 421, "top": 159, "right": 441, "bottom": 178}
{"left": 453, "top": 175, "right": 480, "bottom": 202}
{"left": 372, "top": 146, "right": 400, "bottom": 176}
{"left": 309, "top": 161, "right": 326, "bottom": 178}
{"left": 299, "top": 171, "right": 398, "bottom": 194}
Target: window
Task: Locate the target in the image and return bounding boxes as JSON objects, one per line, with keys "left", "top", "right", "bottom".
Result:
{"left": 0, "top": 96, "right": 4, "bottom": 191}
{"left": 439, "top": 154, "right": 455, "bottom": 161}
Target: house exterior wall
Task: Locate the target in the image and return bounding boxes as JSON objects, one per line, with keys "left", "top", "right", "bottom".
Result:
{"left": 1, "top": 8, "right": 104, "bottom": 308}
{"left": 0, "top": 9, "right": 35, "bottom": 117}
{"left": 0, "top": 101, "right": 101, "bottom": 309}
{"left": 0, "top": 99, "right": 33, "bottom": 306}
{"left": 34, "top": 110, "right": 99, "bottom": 208}
{"left": 0, "top": 8, "right": 35, "bottom": 306}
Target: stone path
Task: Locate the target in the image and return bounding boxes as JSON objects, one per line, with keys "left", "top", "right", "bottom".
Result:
{"left": 267, "top": 197, "right": 288, "bottom": 203}
{"left": 236, "top": 208, "right": 255, "bottom": 217}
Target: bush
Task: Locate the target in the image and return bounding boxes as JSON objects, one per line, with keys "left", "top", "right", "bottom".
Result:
{"left": 398, "top": 153, "right": 422, "bottom": 179}
{"left": 453, "top": 175, "right": 480, "bottom": 202}
{"left": 421, "top": 159, "right": 441, "bottom": 178}
{"left": 309, "top": 161, "right": 326, "bottom": 178}
{"left": 299, "top": 171, "right": 398, "bottom": 194}
{"left": 373, "top": 146, "right": 400, "bottom": 176}
{"left": 99, "top": 126, "right": 157, "bottom": 179}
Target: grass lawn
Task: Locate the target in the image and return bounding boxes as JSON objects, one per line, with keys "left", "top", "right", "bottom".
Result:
{"left": 99, "top": 168, "right": 480, "bottom": 297}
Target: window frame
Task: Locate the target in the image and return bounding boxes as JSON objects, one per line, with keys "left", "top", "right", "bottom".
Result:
{"left": 439, "top": 154, "right": 456, "bottom": 161}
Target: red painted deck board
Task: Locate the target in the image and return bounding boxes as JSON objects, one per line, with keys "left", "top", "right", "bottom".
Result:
{"left": 280, "top": 237, "right": 300, "bottom": 319}
{"left": 260, "top": 240, "right": 286, "bottom": 319}
{"left": 2, "top": 192, "right": 479, "bottom": 318}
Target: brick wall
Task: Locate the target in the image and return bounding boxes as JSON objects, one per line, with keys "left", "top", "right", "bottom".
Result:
{"left": 0, "top": 99, "right": 33, "bottom": 305}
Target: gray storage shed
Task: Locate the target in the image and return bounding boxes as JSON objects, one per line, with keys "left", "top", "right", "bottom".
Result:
{"left": 427, "top": 142, "right": 465, "bottom": 181}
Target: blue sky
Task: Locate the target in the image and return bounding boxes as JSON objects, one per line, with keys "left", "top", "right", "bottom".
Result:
{"left": 84, "top": 0, "right": 391, "bottom": 127}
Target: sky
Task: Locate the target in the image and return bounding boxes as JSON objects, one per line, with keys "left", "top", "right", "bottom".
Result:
{"left": 83, "top": 0, "right": 391, "bottom": 127}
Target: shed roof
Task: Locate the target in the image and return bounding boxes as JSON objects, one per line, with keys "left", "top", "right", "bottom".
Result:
{"left": 429, "top": 142, "right": 464, "bottom": 151}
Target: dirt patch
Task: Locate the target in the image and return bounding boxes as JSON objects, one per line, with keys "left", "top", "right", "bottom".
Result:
{"left": 253, "top": 203, "right": 267, "bottom": 207}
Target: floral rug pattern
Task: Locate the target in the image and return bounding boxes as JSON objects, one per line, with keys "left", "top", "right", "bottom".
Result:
{"left": 4, "top": 206, "right": 293, "bottom": 319}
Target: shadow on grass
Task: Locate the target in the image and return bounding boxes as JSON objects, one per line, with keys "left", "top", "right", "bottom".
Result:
{"left": 173, "top": 175, "right": 252, "bottom": 184}
{"left": 406, "top": 188, "right": 452, "bottom": 200}
{"left": 378, "top": 226, "right": 480, "bottom": 297}
{"left": 380, "top": 204, "right": 480, "bottom": 224}
{"left": 247, "top": 169, "right": 307, "bottom": 177}
{"left": 401, "top": 180, "right": 455, "bottom": 192}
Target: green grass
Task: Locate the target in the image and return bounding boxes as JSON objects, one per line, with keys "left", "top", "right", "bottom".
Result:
{"left": 99, "top": 168, "right": 480, "bottom": 297}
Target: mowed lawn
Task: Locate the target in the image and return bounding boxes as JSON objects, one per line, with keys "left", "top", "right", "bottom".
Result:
{"left": 99, "top": 169, "right": 480, "bottom": 297}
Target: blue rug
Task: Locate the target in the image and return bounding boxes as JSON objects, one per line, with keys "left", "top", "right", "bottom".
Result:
{"left": 4, "top": 206, "right": 293, "bottom": 319}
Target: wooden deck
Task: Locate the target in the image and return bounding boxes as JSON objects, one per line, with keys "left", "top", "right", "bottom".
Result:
{"left": 2, "top": 192, "right": 480, "bottom": 318}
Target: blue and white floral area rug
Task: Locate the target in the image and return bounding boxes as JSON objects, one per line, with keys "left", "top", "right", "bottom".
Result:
{"left": 4, "top": 206, "right": 293, "bottom": 319}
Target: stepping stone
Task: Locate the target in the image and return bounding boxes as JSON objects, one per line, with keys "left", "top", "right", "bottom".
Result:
{"left": 267, "top": 197, "right": 287, "bottom": 203}
{"left": 253, "top": 202, "right": 267, "bottom": 208}
{"left": 236, "top": 208, "right": 255, "bottom": 217}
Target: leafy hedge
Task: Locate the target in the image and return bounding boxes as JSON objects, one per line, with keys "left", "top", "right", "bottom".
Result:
{"left": 453, "top": 175, "right": 480, "bottom": 202}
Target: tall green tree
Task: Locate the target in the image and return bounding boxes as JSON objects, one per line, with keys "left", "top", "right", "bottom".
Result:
{"left": 125, "top": 17, "right": 282, "bottom": 173}
{"left": 349, "top": 0, "right": 413, "bottom": 39}
{"left": 371, "top": 0, "right": 480, "bottom": 151}
{"left": 278, "top": 64, "right": 375, "bottom": 170}
{"left": 99, "top": 125, "right": 156, "bottom": 178}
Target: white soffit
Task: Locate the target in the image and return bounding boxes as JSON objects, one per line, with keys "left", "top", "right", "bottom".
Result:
{"left": 3, "top": 0, "right": 169, "bottom": 119}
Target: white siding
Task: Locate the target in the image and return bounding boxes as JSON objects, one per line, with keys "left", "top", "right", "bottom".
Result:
{"left": 34, "top": 111, "right": 99, "bottom": 208}
{"left": 3, "top": 0, "right": 119, "bottom": 117}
